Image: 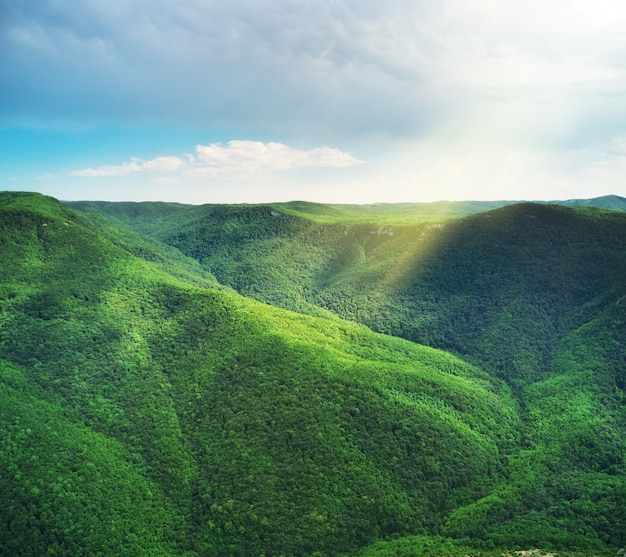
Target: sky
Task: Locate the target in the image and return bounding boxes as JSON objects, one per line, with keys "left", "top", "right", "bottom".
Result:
{"left": 2, "top": 0, "right": 626, "bottom": 204}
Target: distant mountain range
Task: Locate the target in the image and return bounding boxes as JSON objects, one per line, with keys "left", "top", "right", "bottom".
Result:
{"left": 548, "top": 194, "right": 626, "bottom": 212}
{"left": 289, "top": 194, "right": 626, "bottom": 223}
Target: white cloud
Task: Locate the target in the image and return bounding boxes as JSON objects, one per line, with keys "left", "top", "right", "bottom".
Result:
{"left": 71, "top": 141, "right": 363, "bottom": 180}
{"left": 427, "top": 0, "right": 626, "bottom": 89}
{"left": 191, "top": 141, "right": 362, "bottom": 178}
{"left": 141, "top": 156, "right": 187, "bottom": 172}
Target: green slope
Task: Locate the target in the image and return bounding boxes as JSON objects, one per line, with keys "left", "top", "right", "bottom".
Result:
{"left": 1, "top": 192, "right": 525, "bottom": 556}
{"left": 101, "top": 198, "right": 624, "bottom": 386}
{"left": 78, "top": 200, "right": 626, "bottom": 387}
{"left": 4, "top": 192, "right": 626, "bottom": 554}
{"left": 65, "top": 194, "right": 626, "bottom": 554}
{"left": 0, "top": 361, "right": 184, "bottom": 557}
{"left": 65, "top": 194, "right": 626, "bottom": 230}
{"left": 551, "top": 194, "right": 626, "bottom": 212}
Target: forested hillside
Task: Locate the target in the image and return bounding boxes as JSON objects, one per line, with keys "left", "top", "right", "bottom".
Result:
{"left": 1, "top": 192, "right": 624, "bottom": 556}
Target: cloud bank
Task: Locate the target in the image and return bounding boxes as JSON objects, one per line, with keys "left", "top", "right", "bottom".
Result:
{"left": 4, "top": 0, "right": 626, "bottom": 142}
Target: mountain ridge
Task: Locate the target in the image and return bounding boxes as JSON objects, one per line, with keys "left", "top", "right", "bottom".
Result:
{"left": 65, "top": 193, "right": 626, "bottom": 227}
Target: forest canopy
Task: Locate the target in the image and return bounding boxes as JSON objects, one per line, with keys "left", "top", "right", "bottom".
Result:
{"left": 1, "top": 191, "right": 625, "bottom": 556}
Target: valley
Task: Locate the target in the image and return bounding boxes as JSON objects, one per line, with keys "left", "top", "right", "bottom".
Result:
{"left": 1, "top": 191, "right": 625, "bottom": 556}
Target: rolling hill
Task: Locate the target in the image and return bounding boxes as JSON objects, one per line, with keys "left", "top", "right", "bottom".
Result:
{"left": 1, "top": 191, "right": 625, "bottom": 556}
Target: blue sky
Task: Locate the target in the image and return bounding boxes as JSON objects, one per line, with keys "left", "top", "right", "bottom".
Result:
{"left": 2, "top": 0, "right": 626, "bottom": 203}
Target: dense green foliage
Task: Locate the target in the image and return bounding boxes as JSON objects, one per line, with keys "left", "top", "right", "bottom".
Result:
{"left": 1, "top": 191, "right": 625, "bottom": 555}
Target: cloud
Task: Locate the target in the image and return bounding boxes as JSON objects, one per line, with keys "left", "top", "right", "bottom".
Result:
{"left": 0, "top": 0, "right": 446, "bottom": 138}
{"left": 71, "top": 140, "right": 363, "bottom": 179}
{"left": 5, "top": 0, "right": 626, "bottom": 204}
{"left": 5, "top": 0, "right": 626, "bottom": 145}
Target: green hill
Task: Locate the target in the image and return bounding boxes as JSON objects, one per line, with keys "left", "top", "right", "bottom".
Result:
{"left": 552, "top": 194, "right": 626, "bottom": 212}
{"left": 76, "top": 200, "right": 626, "bottom": 382}
{"left": 1, "top": 192, "right": 520, "bottom": 556}
{"left": 2, "top": 191, "right": 625, "bottom": 555}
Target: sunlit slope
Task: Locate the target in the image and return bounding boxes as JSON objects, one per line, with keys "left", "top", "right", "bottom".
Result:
{"left": 352, "top": 204, "right": 626, "bottom": 554}
{"left": 95, "top": 199, "right": 622, "bottom": 384}
{"left": 0, "top": 192, "right": 518, "bottom": 556}
{"left": 68, "top": 201, "right": 490, "bottom": 315}
{"left": 334, "top": 203, "right": 626, "bottom": 381}
{"left": 65, "top": 196, "right": 626, "bottom": 554}
{"left": 81, "top": 200, "right": 626, "bottom": 387}
{"left": 431, "top": 297, "right": 626, "bottom": 553}
{"left": 0, "top": 361, "right": 185, "bottom": 556}
{"left": 66, "top": 198, "right": 626, "bottom": 356}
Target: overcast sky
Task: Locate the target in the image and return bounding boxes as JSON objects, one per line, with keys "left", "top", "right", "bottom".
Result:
{"left": 2, "top": 0, "right": 626, "bottom": 203}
